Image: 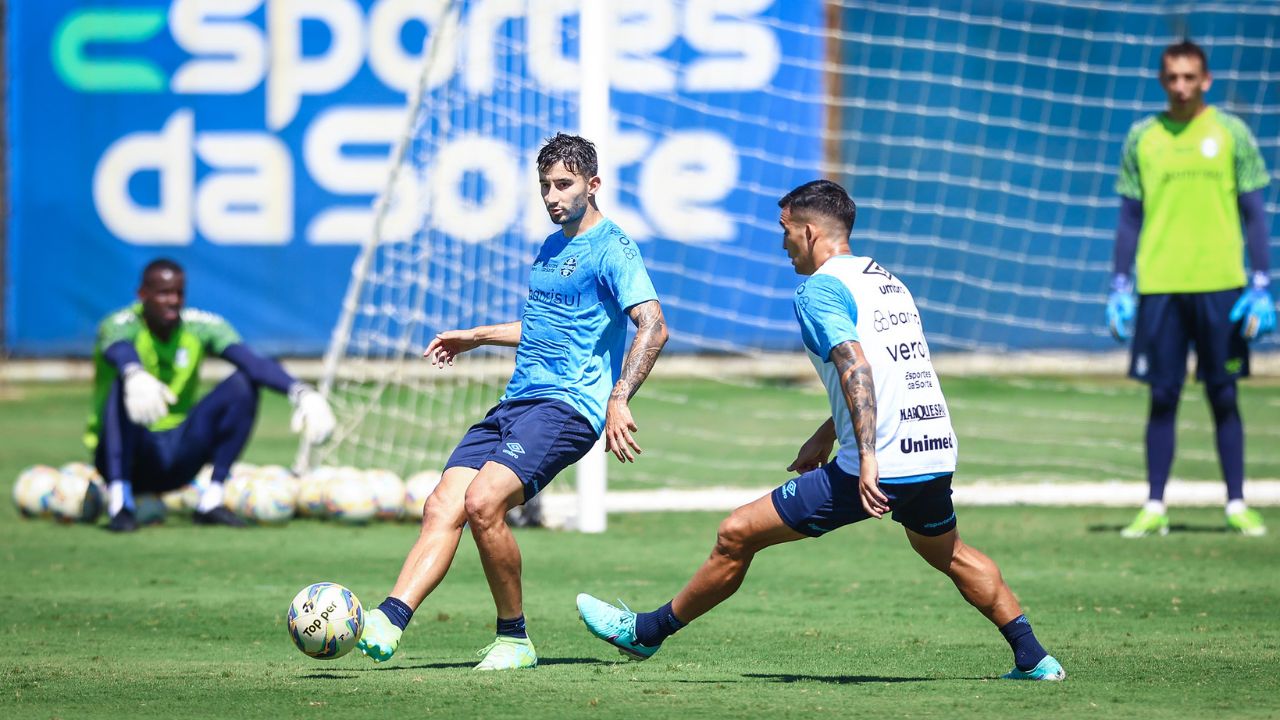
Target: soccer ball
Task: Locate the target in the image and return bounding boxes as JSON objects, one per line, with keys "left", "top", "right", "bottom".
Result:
{"left": 222, "top": 466, "right": 258, "bottom": 516}
{"left": 324, "top": 468, "right": 376, "bottom": 524}
{"left": 287, "top": 582, "right": 364, "bottom": 659}
{"left": 59, "top": 461, "right": 101, "bottom": 483}
{"left": 403, "top": 470, "right": 442, "bottom": 520}
{"left": 50, "top": 472, "right": 104, "bottom": 523}
{"left": 297, "top": 466, "right": 339, "bottom": 518}
{"left": 244, "top": 476, "right": 297, "bottom": 525}
{"left": 13, "top": 465, "right": 62, "bottom": 518}
{"left": 365, "top": 469, "right": 405, "bottom": 521}
{"left": 135, "top": 493, "right": 168, "bottom": 525}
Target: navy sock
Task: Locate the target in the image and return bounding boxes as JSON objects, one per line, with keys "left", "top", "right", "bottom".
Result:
{"left": 496, "top": 615, "right": 527, "bottom": 639}
{"left": 377, "top": 597, "right": 413, "bottom": 631}
{"left": 634, "top": 601, "right": 685, "bottom": 647}
{"left": 1146, "top": 385, "right": 1180, "bottom": 501}
{"left": 999, "top": 615, "right": 1048, "bottom": 672}
{"left": 1207, "top": 383, "right": 1245, "bottom": 501}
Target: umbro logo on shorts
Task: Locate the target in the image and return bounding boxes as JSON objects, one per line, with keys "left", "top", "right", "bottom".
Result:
{"left": 503, "top": 442, "right": 526, "bottom": 459}
{"left": 781, "top": 480, "right": 797, "bottom": 499}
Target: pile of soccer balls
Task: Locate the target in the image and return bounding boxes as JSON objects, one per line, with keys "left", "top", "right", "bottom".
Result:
{"left": 11, "top": 462, "right": 442, "bottom": 527}
{"left": 12, "top": 462, "right": 106, "bottom": 523}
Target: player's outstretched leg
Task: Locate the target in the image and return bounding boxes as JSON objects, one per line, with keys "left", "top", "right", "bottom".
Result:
{"left": 357, "top": 467, "right": 476, "bottom": 663}
{"left": 578, "top": 493, "right": 804, "bottom": 661}
{"left": 906, "top": 528, "right": 1065, "bottom": 681}
{"left": 466, "top": 462, "right": 538, "bottom": 670}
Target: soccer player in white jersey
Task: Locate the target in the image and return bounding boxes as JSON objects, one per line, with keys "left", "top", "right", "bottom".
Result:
{"left": 577, "top": 180, "right": 1064, "bottom": 681}
{"left": 356, "top": 133, "right": 668, "bottom": 670}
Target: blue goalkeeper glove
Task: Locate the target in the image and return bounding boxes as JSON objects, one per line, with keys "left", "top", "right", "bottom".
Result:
{"left": 1105, "top": 274, "right": 1136, "bottom": 342}
{"left": 1229, "top": 272, "right": 1277, "bottom": 342}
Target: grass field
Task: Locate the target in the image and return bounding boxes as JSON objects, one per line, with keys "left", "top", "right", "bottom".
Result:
{"left": 2, "top": 377, "right": 1279, "bottom": 718}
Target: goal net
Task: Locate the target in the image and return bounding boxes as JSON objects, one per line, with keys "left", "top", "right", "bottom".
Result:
{"left": 307, "top": 0, "right": 1280, "bottom": 523}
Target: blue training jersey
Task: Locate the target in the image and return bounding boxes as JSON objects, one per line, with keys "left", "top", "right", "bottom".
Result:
{"left": 503, "top": 218, "right": 658, "bottom": 434}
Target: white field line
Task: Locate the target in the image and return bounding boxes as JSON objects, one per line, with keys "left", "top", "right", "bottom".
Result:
{"left": 540, "top": 480, "right": 1280, "bottom": 525}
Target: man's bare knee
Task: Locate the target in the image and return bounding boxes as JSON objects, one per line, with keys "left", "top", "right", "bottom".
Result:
{"left": 464, "top": 487, "right": 508, "bottom": 530}
{"left": 420, "top": 493, "right": 465, "bottom": 533}
{"left": 713, "top": 512, "right": 756, "bottom": 561}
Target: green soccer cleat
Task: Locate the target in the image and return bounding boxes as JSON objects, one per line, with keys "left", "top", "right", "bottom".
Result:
{"left": 1120, "top": 507, "right": 1169, "bottom": 538}
{"left": 1226, "top": 508, "right": 1267, "bottom": 536}
{"left": 1002, "top": 655, "right": 1066, "bottom": 681}
{"left": 474, "top": 636, "right": 537, "bottom": 671}
{"left": 356, "top": 608, "right": 402, "bottom": 663}
{"left": 576, "top": 593, "right": 661, "bottom": 661}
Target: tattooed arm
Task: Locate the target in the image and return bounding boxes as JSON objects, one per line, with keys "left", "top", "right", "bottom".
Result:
{"left": 829, "top": 340, "right": 888, "bottom": 517}
{"left": 605, "top": 300, "right": 669, "bottom": 462}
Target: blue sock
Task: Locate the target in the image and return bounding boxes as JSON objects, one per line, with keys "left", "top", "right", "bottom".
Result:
{"left": 634, "top": 601, "right": 685, "bottom": 647}
{"left": 999, "top": 615, "right": 1048, "bottom": 671}
{"left": 496, "top": 615, "right": 527, "bottom": 639}
{"left": 377, "top": 597, "right": 413, "bottom": 631}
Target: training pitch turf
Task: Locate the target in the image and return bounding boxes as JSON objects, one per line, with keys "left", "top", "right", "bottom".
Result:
{"left": 2, "top": 378, "right": 1278, "bottom": 718}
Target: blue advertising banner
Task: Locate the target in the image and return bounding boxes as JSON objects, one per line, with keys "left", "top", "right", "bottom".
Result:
{"left": 6, "top": 0, "right": 826, "bottom": 356}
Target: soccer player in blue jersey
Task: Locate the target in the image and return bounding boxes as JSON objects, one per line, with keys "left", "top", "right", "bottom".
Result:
{"left": 90, "top": 259, "right": 336, "bottom": 532}
{"left": 577, "top": 180, "right": 1064, "bottom": 681}
{"left": 1107, "top": 41, "right": 1274, "bottom": 537}
{"left": 357, "top": 133, "right": 668, "bottom": 670}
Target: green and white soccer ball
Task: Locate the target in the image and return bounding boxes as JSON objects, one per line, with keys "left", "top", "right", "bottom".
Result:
{"left": 403, "top": 470, "right": 442, "bottom": 520}
{"left": 286, "top": 582, "right": 364, "bottom": 660}
{"left": 365, "top": 469, "right": 405, "bottom": 521}
{"left": 13, "top": 465, "right": 62, "bottom": 518}
{"left": 324, "top": 468, "right": 376, "bottom": 525}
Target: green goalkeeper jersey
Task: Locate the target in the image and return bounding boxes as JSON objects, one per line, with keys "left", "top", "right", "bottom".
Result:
{"left": 1116, "top": 106, "right": 1270, "bottom": 294}
{"left": 85, "top": 304, "right": 241, "bottom": 449}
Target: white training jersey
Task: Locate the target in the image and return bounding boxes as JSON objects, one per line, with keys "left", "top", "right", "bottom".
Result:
{"left": 793, "top": 255, "right": 957, "bottom": 480}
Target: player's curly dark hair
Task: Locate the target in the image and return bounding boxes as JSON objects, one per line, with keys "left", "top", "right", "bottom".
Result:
{"left": 537, "top": 133, "right": 598, "bottom": 179}
{"left": 778, "top": 180, "right": 857, "bottom": 235}
{"left": 1161, "top": 40, "right": 1208, "bottom": 74}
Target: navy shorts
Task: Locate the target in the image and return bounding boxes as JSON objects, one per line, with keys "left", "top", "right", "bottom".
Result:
{"left": 1130, "top": 290, "right": 1249, "bottom": 386}
{"left": 445, "top": 398, "right": 598, "bottom": 502}
{"left": 771, "top": 461, "right": 957, "bottom": 538}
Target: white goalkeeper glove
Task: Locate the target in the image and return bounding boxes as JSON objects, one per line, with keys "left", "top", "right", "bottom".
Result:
{"left": 122, "top": 364, "right": 176, "bottom": 426}
{"left": 289, "top": 383, "right": 335, "bottom": 446}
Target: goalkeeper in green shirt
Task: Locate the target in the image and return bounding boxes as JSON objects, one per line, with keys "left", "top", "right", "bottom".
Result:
{"left": 1107, "top": 41, "right": 1274, "bottom": 537}
{"left": 89, "top": 259, "right": 337, "bottom": 532}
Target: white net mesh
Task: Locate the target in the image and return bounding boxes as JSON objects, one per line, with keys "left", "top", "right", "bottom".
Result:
{"left": 313, "top": 0, "right": 1280, "bottom": 498}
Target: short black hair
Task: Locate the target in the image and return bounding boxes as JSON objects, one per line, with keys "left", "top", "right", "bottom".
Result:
{"left": 1161, "top": 40, "right": 1208, "bottom": 74}
{"left": 537, "top": 133, "right": 598, "bottom": 178}
{"left": 141, "top": 258, "right": 183, "bottom": 283}
{"left": 778, "top": 180, "right": 857, "bottom": 235}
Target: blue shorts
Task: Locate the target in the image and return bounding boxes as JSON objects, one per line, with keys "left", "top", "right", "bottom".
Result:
{"left": 1130, "top": 290, "right": 1250, "bottom": 386}
{"left": 771, "top": 462, "right": 957, "bottom": 538}
{"left": 445, "top": 398, "right": 598, "bottom": 502}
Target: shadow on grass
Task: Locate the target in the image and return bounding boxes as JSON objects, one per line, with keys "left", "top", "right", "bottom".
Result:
{"left": 742, "top": 673, "right": 940, "bottom": 685}
{"left": 335, "top": 657, "right": 604, "bottom": 673}
{"left": 1087, "top": 523, "right": 1229, "bottom": 534}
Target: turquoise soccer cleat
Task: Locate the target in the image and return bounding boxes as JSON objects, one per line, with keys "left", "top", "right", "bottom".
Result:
{"left": 1002, "top": 655, "right": 1066, "bottom": 681}
{"left": 474, "top": 636, "right": 538, "bottom": 671}
{"left": 575, "top": 593, "right": 661, "bottom": 661}
{"left": 356, "top": 608, "right": 403, "bottom": 663}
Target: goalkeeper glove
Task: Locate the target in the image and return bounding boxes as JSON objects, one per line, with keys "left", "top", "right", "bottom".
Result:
{"left": 122, "top": 363, "right": 176, "bottom": 425}
{"left": 289, "top": 383, "right": 335, "bottom": 446}
{"left": 1105, "top": 274, "right": 1137, "bottom": 342}
{"left": 1229, "top": 272, "right": 1277, "bottom": 342}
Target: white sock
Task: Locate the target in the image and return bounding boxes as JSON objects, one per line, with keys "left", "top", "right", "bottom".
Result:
{"left": 196, "top": 482, "right": 225, "bottom": 513}
{"left": 1143, "top": 500, "right": 1166, "bottom": 515}
{"left": 108, "top": 480, "right": 133, "bottom": 516}
{"left": 1226, "top": 499, "right": 1247, "bottom": 516}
